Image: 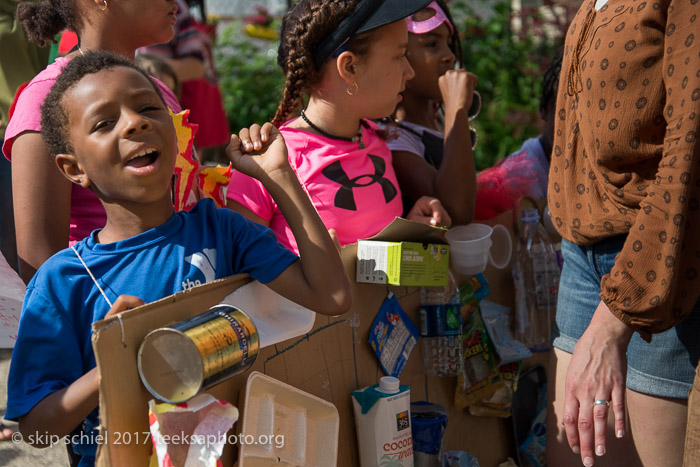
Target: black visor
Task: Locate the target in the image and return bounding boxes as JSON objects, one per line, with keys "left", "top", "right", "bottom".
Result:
{"left": 312, "top": 0, "right": 432, "bottom": 70}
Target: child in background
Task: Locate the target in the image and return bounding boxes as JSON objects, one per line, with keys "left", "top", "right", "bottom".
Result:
{"left": 5, "top": 51, "right": 352, "bottom": 466}
{"left": 5, "top": 0, "right": 196, "bottom": 285}
{"left": 473, "top": 51, "right": 562, "bottom": 221}
{"left": 227, "top": 0, "right": 450, "bottom": 255}
{"left": 137, "top": 0, "right": 231, "bottom": 165}
{"left": 387, "top": 0, "right": 478, "bottom": 226}
{"left": 135, "top": 53, "right": 181, "bottom": 99}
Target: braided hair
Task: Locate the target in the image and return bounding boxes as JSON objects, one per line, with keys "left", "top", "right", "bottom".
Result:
{"left": 540, "top": 49, "right": 563, "bottom": 115}
{"left": 41, "top": 50, "right": 165, "bottom": 157}
{"left": 16, "top": 0, "right": 79, "bottom": 47}
{"left": 273, "top": 0, "right": 378, "bottom": 127}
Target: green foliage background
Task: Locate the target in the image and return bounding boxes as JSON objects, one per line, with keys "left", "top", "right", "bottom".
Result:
{"left": 452, "top": 0, "right": 570, "bottom": 169}
{"left": 213, "top": 1, "right": 572, "bottom": 170}
{"left": 215, "top": 21, "right": 284, "bottom": 133}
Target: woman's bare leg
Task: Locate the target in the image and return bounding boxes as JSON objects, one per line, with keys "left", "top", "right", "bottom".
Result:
{"left": 627, "top": 388, "right": 686, "bottom": 467}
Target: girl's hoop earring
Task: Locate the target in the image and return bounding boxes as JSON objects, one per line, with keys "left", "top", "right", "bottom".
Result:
{"left": 469, "top": 126, "right": 478, "bottom": 150}
{"left": 468, "top": 90, "right": 481, "bottom": 121}
{"left": 101, "top": 0, "right": 107, "bottom": 11}
{"left": 346, "top": 81, "right": 358, "bottom": 96}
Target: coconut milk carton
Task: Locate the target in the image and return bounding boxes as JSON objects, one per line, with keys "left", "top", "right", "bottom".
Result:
{"left": 352, "top": 376, "right": 413, "bottom": 466}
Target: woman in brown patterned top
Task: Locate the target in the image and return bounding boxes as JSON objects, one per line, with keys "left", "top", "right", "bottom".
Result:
{"left": 547, "top": 0, "right": 700, "bottom": 466}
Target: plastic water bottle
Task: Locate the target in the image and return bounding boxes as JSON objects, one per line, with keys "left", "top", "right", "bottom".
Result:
{"left": 419, "top": 280, "right": 463, "bottom": 377}
{"left": 513, "top": 208, "right": 560, "bottom": 352}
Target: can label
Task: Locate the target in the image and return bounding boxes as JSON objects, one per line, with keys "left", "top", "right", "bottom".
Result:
{"left": 138, "top": 304, "right": 259, "bottom": 403}
{"left": 174, "top": 305, "right": 259, "bottom": 389}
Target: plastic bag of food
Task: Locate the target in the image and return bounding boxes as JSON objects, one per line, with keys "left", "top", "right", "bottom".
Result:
{"left": 454, "top": 275, "right": 501, "bottom": 408}
{"left": 469, "top": 361, "right": 522, "bottom": 418}
{"left": 148, "top": 393, "right": 238, "bottom": 467}
{"left": 369, "top": 292, "right": 419, "bottom": 378}
{"left": 454, "top": 305, "right": 502, "bottom": 408}
{"left": 479, "top": 300, "right": 532, "bottom": 365}
{"left": 519, "top": 383, "right": 547, "bottom": 467}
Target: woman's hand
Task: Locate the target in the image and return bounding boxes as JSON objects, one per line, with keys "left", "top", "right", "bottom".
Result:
{"left": 406, "top": 196, "right": 451, "bottom": 228}
{"left": 226, "top": 123, "right": 289, "bottom": 181}
{"left": 563, "top": 300, "right": 634, "bottom": 466}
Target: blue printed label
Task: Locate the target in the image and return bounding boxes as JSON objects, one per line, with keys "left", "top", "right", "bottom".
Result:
{"left": 419, "top": 304, "right": 462, "bottom": 337}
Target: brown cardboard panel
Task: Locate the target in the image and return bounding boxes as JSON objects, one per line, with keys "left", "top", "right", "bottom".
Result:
{"left": 93, "top": 274, "right": 252, "bottom": 467}
{"left": 94, "top": 215, "right": 526, "bottom": 467}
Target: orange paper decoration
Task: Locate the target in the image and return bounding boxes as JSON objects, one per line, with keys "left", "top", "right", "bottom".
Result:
{"left": 170, "top": 109, "right": 200, "bottom": 211}
{"left": 198, "top": 164, "right": 233, "bottom": 208}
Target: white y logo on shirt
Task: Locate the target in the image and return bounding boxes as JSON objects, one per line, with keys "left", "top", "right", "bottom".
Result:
{"left": 183, "top": 248, "right": 217, "bottom": 289}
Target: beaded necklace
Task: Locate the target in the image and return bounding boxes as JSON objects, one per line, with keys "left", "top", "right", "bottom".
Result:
{"left": 300, "top": 109, "right": 365, "bottom": 149}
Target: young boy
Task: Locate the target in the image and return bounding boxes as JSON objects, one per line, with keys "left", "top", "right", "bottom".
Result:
{"left": 6, "top": 50, "right": 352, "bottom": 466}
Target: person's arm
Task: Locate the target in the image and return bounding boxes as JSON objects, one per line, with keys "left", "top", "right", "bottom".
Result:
{"left": 19, "top": 368, "right": 99, "bottom": 447}
{"left": 163, "top": 56, "right": 205, "bottom": 83}
{"left": 226, "top": 199, "right": 271, "bottom": 228}
{"left": 226, "top": 124, "right": 352, "bottom": 316}
{"left": 562, "top": 1, "right": 700, "bottom": 463}
{"left": 561, "top": 300, "right": 634, "bottom": 465}
{"left": 11, "top": 132, "right": 71, "bottom": 284}
{"left": 392, "top": 70, "right": 477, "bottom": 225}
{"left": 17, "top": 295, "right": 144, "bottom": 445}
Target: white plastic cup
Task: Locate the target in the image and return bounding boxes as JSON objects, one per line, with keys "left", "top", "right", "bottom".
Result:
{"left": 445, "top": 223, "right": 512, "bottom": 275}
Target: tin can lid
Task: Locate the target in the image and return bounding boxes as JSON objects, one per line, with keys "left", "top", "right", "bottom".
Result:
{"left": 137, "top": 328, "right": 204, "bottom": 403}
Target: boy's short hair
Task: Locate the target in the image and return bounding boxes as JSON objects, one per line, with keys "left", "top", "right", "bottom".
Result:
{"left": 41, "top": 50, "right": 166, "bottom": 157}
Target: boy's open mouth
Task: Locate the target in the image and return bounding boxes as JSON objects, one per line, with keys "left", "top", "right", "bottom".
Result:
{"left": 126, "top": 148, "right": 160, "bottom": 169}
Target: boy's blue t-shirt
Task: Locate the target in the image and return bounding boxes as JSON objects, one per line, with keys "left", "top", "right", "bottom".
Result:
{"left": 6, "top": 198, "right": 298, "bottom": 465}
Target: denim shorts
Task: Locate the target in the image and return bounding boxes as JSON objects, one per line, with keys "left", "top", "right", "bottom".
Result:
{"left": 552, "top": 235, "right": 700, "bottom": 399}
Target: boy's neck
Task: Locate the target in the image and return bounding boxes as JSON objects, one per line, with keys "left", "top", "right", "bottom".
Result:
{"left": 96, "top": 198, "right": 175, "bottom": 244}
{"left": 395, "top": 93, "right": 439, "bottom": 130}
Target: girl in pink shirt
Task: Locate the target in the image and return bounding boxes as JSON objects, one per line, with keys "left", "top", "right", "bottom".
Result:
{"left": 6, "top": 0, "right": 183, "bottom": 284}
{"left": 227, "top": 0, "right": 450, "bottom": 254}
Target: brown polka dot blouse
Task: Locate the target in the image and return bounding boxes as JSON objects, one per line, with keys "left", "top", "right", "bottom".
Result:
{"left": 548, "top": 0, "right": 700, "bottom": 340}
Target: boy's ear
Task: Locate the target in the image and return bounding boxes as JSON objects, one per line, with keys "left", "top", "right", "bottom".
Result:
{"left": 55, "top": 153, "right": 91, "bottom": 189}
{"left": 336, "top": 51, "right": 359, "bottom": 86}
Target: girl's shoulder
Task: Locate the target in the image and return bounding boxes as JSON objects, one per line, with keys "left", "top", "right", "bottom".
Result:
{"left": 2, "top": 58, "right": 71, "bottom": 159}
{"left": 21, "top": 57, "right": 70, "bottom": 95}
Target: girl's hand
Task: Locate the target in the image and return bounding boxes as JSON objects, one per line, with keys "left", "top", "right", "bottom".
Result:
{"left": 406, "top": 196, "right": 452, "bottom": 228}
{"left": 438, "top": 69, "right": 478, "bottom": 115}
{"left": 226, "top": 123, "right": 289, "bottom": 181}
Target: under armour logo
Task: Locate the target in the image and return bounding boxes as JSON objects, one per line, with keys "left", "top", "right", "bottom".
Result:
{"left": 321, "top": 155, "right": 398, "bottom": 211}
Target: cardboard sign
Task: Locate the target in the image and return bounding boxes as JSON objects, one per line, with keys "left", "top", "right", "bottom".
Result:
{"left": 0, "top": 254, "right": 26, "bottom": 348}
{"left": 93, "top": 211, "right": 523, "bottom": 467}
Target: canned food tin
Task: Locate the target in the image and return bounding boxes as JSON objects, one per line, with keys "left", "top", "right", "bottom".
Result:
{"left": 137, "top": 304, "right": 259, "bottom": 403}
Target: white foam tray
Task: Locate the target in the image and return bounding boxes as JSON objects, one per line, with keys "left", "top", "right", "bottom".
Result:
{"left": 220, "top": 280, "right": 315, "bottom": 348}
{"left": 237, "top": 372, "right": 339, "bottom": 466}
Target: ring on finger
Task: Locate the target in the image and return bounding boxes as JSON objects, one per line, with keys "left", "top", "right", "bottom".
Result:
{"left": 594, "top": 399, "right": 610, "bottom": 407}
